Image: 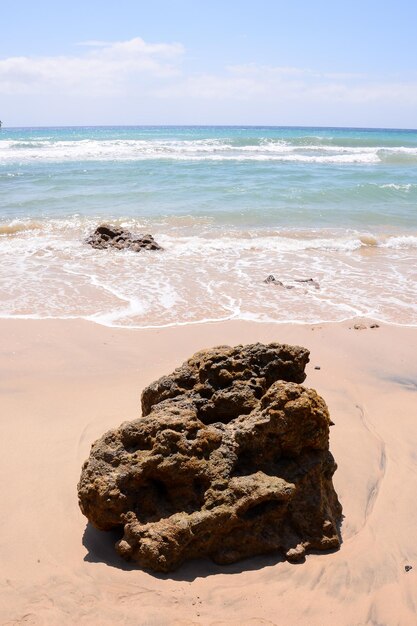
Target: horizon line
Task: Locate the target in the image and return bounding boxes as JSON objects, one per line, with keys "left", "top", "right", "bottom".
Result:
{"left": 2, "top": 124, "right": 417, "bottom": 133}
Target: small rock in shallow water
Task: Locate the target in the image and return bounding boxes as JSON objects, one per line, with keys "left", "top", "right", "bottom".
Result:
{"left": 354, "top": 324, "right": 367, "bottom": 330}
{"left": 264, "top": 276, "right": 319, "bottom": 290}
{"left": 264, "top": 274, "right": 284, "bottom": 286}
{"left": 85, "top": 224, "right": 163, "bottom": 252}
{"left": 294, "top": 278, "right": 320, "bottom": 290}
{"left": 405, "top": 565, "right": 413, "bottom": 572}
{"left": 370, "top": 323, "right": 380, "bottom": 329}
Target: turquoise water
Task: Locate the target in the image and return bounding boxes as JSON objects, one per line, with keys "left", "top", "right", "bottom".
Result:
{"left": 0, "top": 126, "right": 416, "bottom": 326}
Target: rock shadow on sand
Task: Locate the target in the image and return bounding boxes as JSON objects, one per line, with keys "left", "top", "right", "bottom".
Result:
{"left": 82, "top": 519, "right": 344, "bottom": 582}
{"left": 83, "top": 523, "right": 136, "bottom": 572}
{"left": 82, "top": 521, "right": 286, "bottom": 581}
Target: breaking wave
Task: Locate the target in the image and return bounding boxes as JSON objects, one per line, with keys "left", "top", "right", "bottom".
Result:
{"left": 1, "top": 217, "right": 416, "bottom": 250}
{"left": 2, "top": 137, "right": 417, "bottom": 165}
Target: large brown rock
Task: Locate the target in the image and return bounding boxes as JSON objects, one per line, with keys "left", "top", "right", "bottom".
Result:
{"left": 78, "top": 343, "right": 342, "bottom": 572}
{"left": 85, "top": 224, "right": 163, "bottom": 251}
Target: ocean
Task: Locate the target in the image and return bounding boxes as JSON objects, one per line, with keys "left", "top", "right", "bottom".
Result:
{"left": 1, "top": 125, "right": 416, "bottom": 327}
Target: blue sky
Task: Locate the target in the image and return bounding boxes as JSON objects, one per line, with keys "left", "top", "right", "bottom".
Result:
{"left": 1, "top": 0, "right": 417, "bottom": 127}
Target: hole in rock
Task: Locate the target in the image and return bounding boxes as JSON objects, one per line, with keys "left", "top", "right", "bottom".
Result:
{"left": 175, "top": 375, "right": 197, "bottom": 390}
{"left": 197, "top": 409, "right": 238, "bottom": 425}
{"left": 134, "top": 474, "right": 210, "bottom": 523}
{"left": 239, "top": 499, "right": 283, "bottom": 520}
{"left": 153, "top": 478, "right": 169, "bottom": 500}
{"left": 232, "top": 451, "right": 259, "bottom": 476}
{"left": 232, "top": 448, "right": 283, "bottom": 477}
{"left": 197, "top": 401, "right": 254, "bottom": 426}
{"left": 193, "top": 477, "right": 209, "bottom": 502}
{"left": 232, "top": 438, "right": 286, "bottom": 477}
{"left": 196, "top": 387, "right": 213, "bottom": 399}
{"left": 121, "top": 431, "right": 154, "bottom": 453}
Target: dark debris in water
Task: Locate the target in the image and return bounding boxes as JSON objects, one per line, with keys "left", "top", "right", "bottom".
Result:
{"left": 264, "top": 275, "right": 319, "bottom": 290}
{"left": 351, "top": 323, "right": 380, "bottom": 330}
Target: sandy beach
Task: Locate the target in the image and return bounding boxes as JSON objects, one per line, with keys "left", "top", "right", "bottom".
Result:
{"left": 1, "top": 317, "right": 416, "bottom": 625}
{"left": 2, "top": 3, "right": 417, "bottom": 623}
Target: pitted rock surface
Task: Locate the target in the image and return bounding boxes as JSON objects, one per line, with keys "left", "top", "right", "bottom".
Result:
{"left": 85, "top": 224, "right": 163, "bottom": 251}
{"left": 78, "top": 343, "right": 342, "bottom": 572}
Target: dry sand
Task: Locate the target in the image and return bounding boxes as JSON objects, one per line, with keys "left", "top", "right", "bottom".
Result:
{"left": 0, "top": 318, "right": 416, "bottom": 625}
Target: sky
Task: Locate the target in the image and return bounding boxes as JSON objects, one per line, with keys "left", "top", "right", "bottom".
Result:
{"left": 1, "top": 0, "right": 417, "bottom": 128}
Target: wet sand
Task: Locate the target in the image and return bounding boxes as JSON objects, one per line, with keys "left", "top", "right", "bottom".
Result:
{"left": 0, "top": 318, "right": 416, "bottom": 625}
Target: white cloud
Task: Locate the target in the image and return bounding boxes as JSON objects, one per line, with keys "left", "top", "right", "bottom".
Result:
{"left": 153, "top": 62, "right": 417, "bottom": 108}
{"left": 0, "top": 37, "right": 184, "bottom": 96}
{"left": 1, "top": 38, "right": 417, "bottom": 125}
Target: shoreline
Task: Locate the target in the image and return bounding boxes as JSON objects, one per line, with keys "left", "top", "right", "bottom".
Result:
{"left": 1, "top": 215, "right": 416, "bottom": 329}
{"left": 1, "top": 317, "right": 417, "bottom": 624}
{"left": 2, "top": 313, "right": 417, "bottom": 330}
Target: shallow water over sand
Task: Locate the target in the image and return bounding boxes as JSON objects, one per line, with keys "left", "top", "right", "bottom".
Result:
{"left": 1, "top": 126, "right": 416, "bottom": 327}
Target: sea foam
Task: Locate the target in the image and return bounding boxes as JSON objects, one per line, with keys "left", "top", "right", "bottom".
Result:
{"left": 2, "top": 137, "right": 417, "bottom": 165}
